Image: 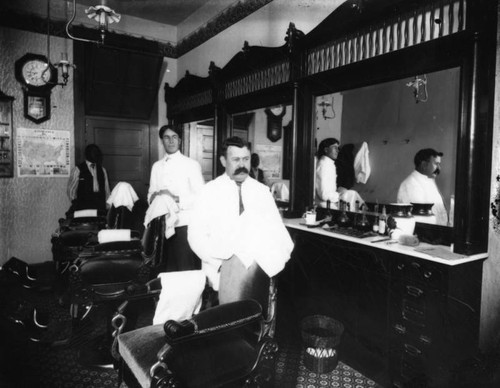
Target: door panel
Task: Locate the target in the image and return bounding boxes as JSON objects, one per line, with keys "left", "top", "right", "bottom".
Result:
{"left": 85, "top": 117, "right": 150, "bottom": 200}
{"left": 198, "top": 126, "right": 214, "bottom": 182}
{"left": 189, "top": 124, "right": 214, "bottom": 182}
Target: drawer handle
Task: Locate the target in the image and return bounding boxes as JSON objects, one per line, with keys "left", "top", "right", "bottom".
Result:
{"left": 394, "top": 324, "right": 406, "bottom": 334}
{"left": 404, "top": 343, "right": 422, "bottom": 356}
{"left": 397, "top": 263, "right": 405, "bottom": 270}
{"left": 403, "top": 304, "right": 424, "bottom": 316}
{"left": 419, "top": 335, "right": 432, "bottom": 345}
{"left": 406, "top": 285, "right": 423, "bottom": 297}
{"left": 424, "top": 270, "right": 433, "bottom": 279}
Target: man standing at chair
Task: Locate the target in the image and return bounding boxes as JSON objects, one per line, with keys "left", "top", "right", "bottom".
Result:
{"left": 148, "top": 125, "right": 204, "bottom": 271}
{"left": 67, "top": 143, "right": 110, "bottom": 215}
{"left": 188, "top": 136, "right": 294, "bottom": 291}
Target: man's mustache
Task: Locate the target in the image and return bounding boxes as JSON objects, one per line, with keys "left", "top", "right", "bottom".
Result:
{"left": 434, "top": 168, "right": 440, "bottom": 175}
{"left": 234, "top": 167, "right": 249, "bottom": 175}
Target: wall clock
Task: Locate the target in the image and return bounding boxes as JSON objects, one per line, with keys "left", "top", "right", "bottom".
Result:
{"left": 15, "top": 53, "right": 57, "bottom": 124}
{"left": 265, "top": 105, "right": 287, "bottom": 142}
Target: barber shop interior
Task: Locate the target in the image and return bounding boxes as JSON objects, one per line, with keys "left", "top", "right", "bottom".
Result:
{"left": 3, "top": 0, "right": 500, "bottom": 387}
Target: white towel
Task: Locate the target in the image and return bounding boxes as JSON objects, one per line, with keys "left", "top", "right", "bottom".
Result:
{"left": 97, "top": 229, "right": 131, "bottom": 243}
{"left": 144, "top": 195, "right": 179, "bottom": 239}
{"left": 152, "top": 270, "right": 206, "bottom": 325}
{"left": 74, "top": 209, "right": 98, "bottom": 218}
{"left": 271, "top": 181, "right": 290, "bottom": 202}
{"left": 106, "top": 182, "right": 139, "bottom": 211}
{"left": 232, "top": 210, "right": 294, "bottom": 279}
{"left": 354, "top": 141, "right": 371, "bottom": 184}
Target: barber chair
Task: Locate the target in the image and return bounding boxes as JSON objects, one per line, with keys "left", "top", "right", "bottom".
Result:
{"left": 115, "top": 256, "right": 278, "bottom": 388}
{"left": 62, "top": 215, "right": 166, "bottom": 365}
{"left": 51, "top": 211, "right": 107, "bottom": 273}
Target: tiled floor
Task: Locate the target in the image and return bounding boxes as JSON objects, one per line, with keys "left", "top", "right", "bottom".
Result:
{"left": 275, "top": 342, "right": 382, "bottom": 388}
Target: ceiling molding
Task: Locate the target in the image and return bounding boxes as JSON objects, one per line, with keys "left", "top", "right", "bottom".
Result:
{"left": 0, "top": 0, "right": 273, "bottom": 58}
{"left": 177, "top": 0, "right": 273, "bottom": 57}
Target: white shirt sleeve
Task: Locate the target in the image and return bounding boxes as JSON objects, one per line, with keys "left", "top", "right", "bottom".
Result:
{"left": 103, "top": 167, "right": 111, "bottom": 201}
{"left": 67, "top": 166, "right": 80, "bottom": 201}
{"left": 147, "top": 162, "right": 160, "bottom": 204}
{"left": 316, "top": 158, "right": 339, "bottom": 203}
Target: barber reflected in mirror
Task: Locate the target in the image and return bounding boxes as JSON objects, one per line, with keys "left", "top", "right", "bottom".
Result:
{"left": 397, "top": 148, "right": 448, "bottom": 225}
{"left": 249, "top": 153, "right": 267, "bottom": 186}
{"left": 315, "top": 138, "right": 365, "bottom": 210}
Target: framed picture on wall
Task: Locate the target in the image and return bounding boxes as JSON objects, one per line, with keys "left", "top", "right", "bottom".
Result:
{"left": 0, "top": 89, "right": 15, "bottom": 178}
{"left": 24, "top": 90, "right": 50, "bottom": 124}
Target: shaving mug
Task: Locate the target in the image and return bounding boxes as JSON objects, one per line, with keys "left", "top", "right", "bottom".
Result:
{"left": 303, "top": 211, "right": 316, "bottom": 225}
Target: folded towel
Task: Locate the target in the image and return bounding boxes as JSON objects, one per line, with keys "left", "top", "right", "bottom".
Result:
{"left": 271, "top": 181, "right": 290, "bottom": 202}
{"left": 74, "top": 209, "right": 98, "bottom": 218}
{"left": 144, "top": 195, "right": 179, "bottom": 239}
{"left": 152, "top": 270, "right": 206, "bottom": 325}
{"left": 106, "top": 182, "right": 139, "bottom": 212}
{"left": 97, "top": 229, "right": 131, "bottom": 244}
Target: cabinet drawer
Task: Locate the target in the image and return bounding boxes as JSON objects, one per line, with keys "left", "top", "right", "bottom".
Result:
{"left": 393, "top": 259, "right": 443, "bottom": 291}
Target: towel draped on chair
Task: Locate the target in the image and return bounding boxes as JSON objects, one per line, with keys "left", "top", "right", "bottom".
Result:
{"left": 152, "top": 270, "right": 206, "bottom": 325}
{"left": 106, "top": 182, "right": 139, "bottom": 211}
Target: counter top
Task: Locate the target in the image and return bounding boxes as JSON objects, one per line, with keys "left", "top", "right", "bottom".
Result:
{"left": 283, "top": 218, "right": 487, "bottom": 266}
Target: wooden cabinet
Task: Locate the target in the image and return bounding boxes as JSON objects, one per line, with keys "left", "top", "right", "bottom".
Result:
{"left": 389, "top": 256, "right": 482, "bottom": 387}
{"left": 280, "top": 228, "right": 484, "bottom": 387}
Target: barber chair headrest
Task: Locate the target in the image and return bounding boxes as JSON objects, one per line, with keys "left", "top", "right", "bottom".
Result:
{"left": 98, "top": 229, "right": 131, "bottom": 244}
{"left": 93, "top": 239, "right": 142, "bottom": 253}
{"left": 74, "top": 209, "right": 98, "bottom": 218}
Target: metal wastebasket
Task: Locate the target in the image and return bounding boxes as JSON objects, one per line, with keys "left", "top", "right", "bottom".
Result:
{"left": 301, "top": 315, "right": 344, "bottom": 373}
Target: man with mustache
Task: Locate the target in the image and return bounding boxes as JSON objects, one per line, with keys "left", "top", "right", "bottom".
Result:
{"left": 397, "top": 148, "right": 448, "bottom": 225}
{"left": 188, "top": 136, "right": 294, "bottom": 291}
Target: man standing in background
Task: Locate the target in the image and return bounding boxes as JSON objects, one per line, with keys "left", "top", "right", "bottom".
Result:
{"left": 67, "top": 143, "right": 110, "bottom": 215}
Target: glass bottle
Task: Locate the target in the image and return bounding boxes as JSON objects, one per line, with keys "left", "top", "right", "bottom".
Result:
{"left": 378, "top": 206, "right": 387, "bottom": 235}
{"left": 372, "top": 214, "right": 379, "bottom": 233}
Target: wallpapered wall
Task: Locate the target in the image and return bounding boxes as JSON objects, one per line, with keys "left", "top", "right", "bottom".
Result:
{"left": 0, "top": 27, "right": 74, "bottom": 265}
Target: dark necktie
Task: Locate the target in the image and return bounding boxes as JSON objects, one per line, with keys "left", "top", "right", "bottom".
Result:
{"left": 237, "top": 182, "right": 244, "bottom": 215}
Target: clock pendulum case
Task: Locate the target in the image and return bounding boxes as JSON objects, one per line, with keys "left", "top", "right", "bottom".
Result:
{"left": 15, "top": 53, "right": 57, "bottom": 124}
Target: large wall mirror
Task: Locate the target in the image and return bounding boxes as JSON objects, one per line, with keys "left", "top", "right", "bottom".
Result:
{"left": 230, "top": 104, "right": 293, "bottom": 208}
{"left": 314, "top": 67, "right": 460, "bottom": 226}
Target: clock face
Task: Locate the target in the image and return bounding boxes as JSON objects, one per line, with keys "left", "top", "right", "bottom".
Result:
{"left": 22, "top": 59, "right": 52, "bottom": 87}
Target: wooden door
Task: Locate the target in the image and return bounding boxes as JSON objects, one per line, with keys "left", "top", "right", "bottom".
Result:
{"left": 189, "top": 124, "right": 214, "bottom": 182}
{"left": 85, "top": 117, "right": 150, "bottom": 200}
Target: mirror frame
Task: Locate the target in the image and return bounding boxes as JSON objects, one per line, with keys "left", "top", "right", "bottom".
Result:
{"left": 164, "top": 0, "right": 496, "bottom": 255}
{"left": 216, "top": 29, "right": 302, "bottom": 199}
{"left": 292, "top": 0, "right": 496, "bottom": 254}
{"left": 165, "top": 65, "right": 220, "bottom": 180}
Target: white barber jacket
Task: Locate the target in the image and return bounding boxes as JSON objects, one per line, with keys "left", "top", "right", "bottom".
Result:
{"left": 315, "top": 155, "right": 340, "bottom": 208}
{"left": 397, "top": 170, "right": 448, "bottom": 226}
{"left": 148, "top": 151, "right": 204, "bottom": 227}
{"left": 188, "top": 173, "right": 294, "bottom": 290}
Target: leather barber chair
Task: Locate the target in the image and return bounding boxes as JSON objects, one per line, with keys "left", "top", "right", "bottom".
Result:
{"left": 51, "top": 211, "right": 107, "bottom": 273}
{"left": 63, "top": 215, "right": 166, "bottom": 365}
{"left": 115, "top": 255, "right": 278, "bottom": 388}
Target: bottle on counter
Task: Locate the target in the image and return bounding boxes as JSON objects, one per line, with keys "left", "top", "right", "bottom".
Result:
{"left": 372, "top": 214, "right": 379, "bottom": 233}
{"left": 378, "top": 206, "right": 387, "bottom": 235}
